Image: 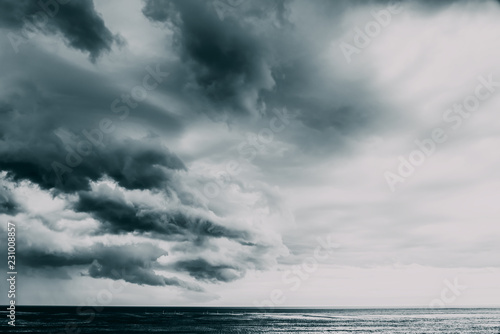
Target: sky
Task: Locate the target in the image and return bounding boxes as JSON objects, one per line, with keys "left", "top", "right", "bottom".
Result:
{"left": 0, "top": 0, "right": 500, "bottom": 307}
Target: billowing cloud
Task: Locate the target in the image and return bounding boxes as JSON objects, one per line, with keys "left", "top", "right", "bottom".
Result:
{"left": 0, "top": 0, "right": 122, "bottom": 60}
{"left": 142, "top": 0, "right": 279, "bottom": 117}
{"left": 0, "top": 134, "right": 186, "bottom": 193}
{"left": 74, "top": 184, "right": 250, "bottom": 243}
{"left": 0, "top": 67, "right": 185, "bottom": 193}
{"left": 140, "top": 0, "right": 394, "bottom": 155}
{"left": 18, "top": 241, "right": 203, "bottom": 291}
{"left": 171, "top": 258, "right": 243, "bottom": 283}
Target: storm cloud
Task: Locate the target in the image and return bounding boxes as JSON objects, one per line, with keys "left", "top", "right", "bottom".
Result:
{"left": 142, "top": 0, "right": 279, "bottom": 117}
{"left": 74, "top": 184, "right": 251, "bottom": 243}
{"left": 18, "top": 241, "right": 203, "bottom": 290}
{"left": 0, "top": 0, "right": 121, "bottom": 60}
{"left": 171, "top": 258, "right": 243, "bottom": 283}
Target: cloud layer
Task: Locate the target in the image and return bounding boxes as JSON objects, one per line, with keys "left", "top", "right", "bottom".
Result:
{"left": 1, "top": 0, "right": 500, "bottom": 306}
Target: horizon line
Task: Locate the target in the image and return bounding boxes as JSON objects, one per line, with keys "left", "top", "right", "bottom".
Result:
{"left": 5, "top": 305, "right": 500, "bottom": 309}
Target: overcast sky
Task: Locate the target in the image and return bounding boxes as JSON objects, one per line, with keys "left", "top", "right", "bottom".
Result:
{"left": 1, "top": 0, "right": 500, "bottom": 307}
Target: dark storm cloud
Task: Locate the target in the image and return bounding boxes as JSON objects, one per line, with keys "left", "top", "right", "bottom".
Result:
{"left": 0, "top": 129, "right": 185, "bottom": 193}
{"left": 142, "top": 0, "right": 278, "bottom": 116}
{"left": 169, "top": 237, "right": 283, "bottom": 282}
{"left": 17, "top": 242, "right": 203, "bottom": 290}
{"left": 85, "top": 244, "right": 203, "bottom": 291}
{"left": 140, "top": 0, "right": 491, "bottom": 138}
{"left": 139, "top": 0, "right": 394, "bottom": 150}
{"left": 0, "top": 0, "right": 122, "bottom": 60}
{"left": 0, "top": 49, "right": 185, "bottom": 193}
{"left": 74, "top": 186, "right": 250, "bottom": 243}
{"left": 171, "top": 258, "right": 242, "bottom": 283}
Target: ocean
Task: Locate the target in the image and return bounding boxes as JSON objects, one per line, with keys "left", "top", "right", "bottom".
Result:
{"left": 1, "top": 307, "right": 499, "bottom": 333}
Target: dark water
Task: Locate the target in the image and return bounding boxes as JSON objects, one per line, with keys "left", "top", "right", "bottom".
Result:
{"left": 1, "top": 307, "right": 500, "bottom": 333}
